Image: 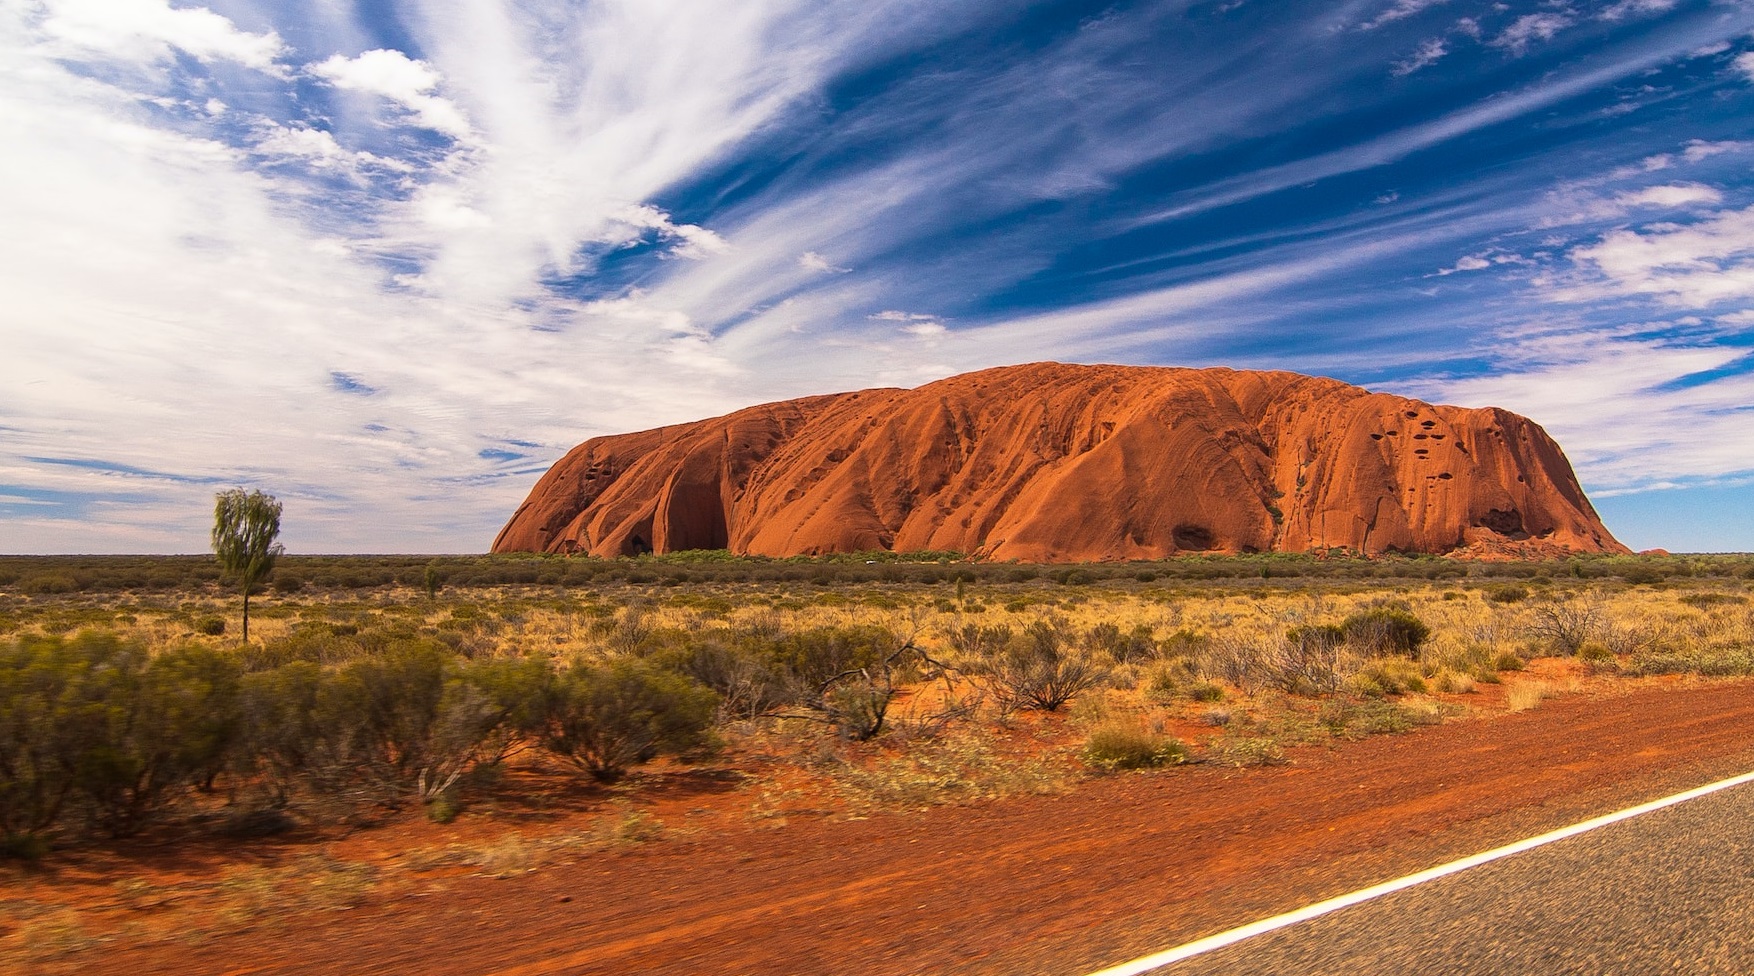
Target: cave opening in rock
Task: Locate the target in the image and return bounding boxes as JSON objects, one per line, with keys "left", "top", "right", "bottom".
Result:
{"left": 1173, "top": 523, "right": 1215, "bottom": 551}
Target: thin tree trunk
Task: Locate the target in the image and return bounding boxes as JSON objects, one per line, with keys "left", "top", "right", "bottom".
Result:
{"left": 243, "top": 587, "right": 250, "bottom": 643}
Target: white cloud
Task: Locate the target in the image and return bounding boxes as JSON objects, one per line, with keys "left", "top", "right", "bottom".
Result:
{"left": 1433, "top": 250, "right": 1530, "bottom": 276}
{"left": 1618, "top": 184, "right": 1723, "bottom": 208}
{"left": 1538, "top": 182, "right": 1725, "bottom": 227}
{"left": 1735, "top": 51, "right": 1754, "bottom": 82}
{"left": 1392, "top": 37, "right": 1449, "bottom": 75}
{"left": 1600, "top": 0, "right": 1677, "bottom": 21}
{"left": 798, "top": 251, "right": 849, "bottom": 273}
{"left": 1490, "top": 13, "right": 1576, "bottom": 56}
{"left": 250, "top": 122, "right": 409, "bottom": 178}
{"left": 1682, "top": 140, "right": 1748, "bottom": 163}
{"left": 1548, "top": 205, "right": 1754, "bottom": 307}
{"left": 606, "top": 205, "right": 730, "bottom": 260}
{"left": 1440, "top": 254, "right": 1491, "bottom": 274}
{"left": 0, "top": 0, "right": 933, "bottom": 552}
{"left": 901, "top": 321, "right": 946, "bottom": 337}
{"left": 38, "top": 0, "right": 286, "bottom": 73}
{"left": 311, "top": 49, "right": 474, "bottom": 141}
{"left": 870, "top": 310, "right": 939, "bottom": 321}
{"left": 1360, "top": 0, "right": 1450, "bottom": 32}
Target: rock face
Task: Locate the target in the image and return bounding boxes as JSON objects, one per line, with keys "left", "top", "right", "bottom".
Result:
{"left": 493, "top": 363, "right": 1626, "bottom": 561}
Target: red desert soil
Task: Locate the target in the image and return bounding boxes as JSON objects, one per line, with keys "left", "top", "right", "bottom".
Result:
{"left": 494, "top": 362, "right": 1627, "bottom": 561}
{"left": 19, "top": 676, "right": 1754, "bottom": 976}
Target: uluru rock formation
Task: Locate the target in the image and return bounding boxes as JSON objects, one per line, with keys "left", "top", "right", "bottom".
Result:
{"left": 494, "top": 363, "right": 1627, "bottom": 561}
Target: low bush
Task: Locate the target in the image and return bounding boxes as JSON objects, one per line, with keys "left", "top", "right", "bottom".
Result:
{"left": 1081, "top": 722, "right": 1187, "bottom": 770}
{"left": 1187, "top": 680, "right": 1226, "bottom": 702}
{"left": 1348, "top": 658, "right": 1427, "bottom": 697}
{"left": 1340, "top": 607, "right": 1430, "bottom": 657}
{"left": 544, "top": 660, "right": 717, "bottom": 782}
{"left": 0, "top": 634, "right": 245, "bottom": 840}
{"left": 1430, "top": 669, "right": 1476, "bottom": 694}
{"left": 1526, "top": 599, "right": 1603, "bottom": 656}
{"left": 986, "top": 621, "right": 1107, "bottom": 712}
{"left": 1086, "top": 622, "right": 1158, "bottom": 663}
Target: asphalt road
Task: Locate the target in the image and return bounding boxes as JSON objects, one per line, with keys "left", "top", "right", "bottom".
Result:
{"left": 1138, "top": 777, "right": 1754, "bottom": 976}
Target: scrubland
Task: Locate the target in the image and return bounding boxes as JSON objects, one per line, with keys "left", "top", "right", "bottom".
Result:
{"left": 1, "top": 552, "right": 1751, "bottom": 964}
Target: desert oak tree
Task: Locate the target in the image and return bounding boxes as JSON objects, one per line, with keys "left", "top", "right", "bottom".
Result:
{"left": 211, "top": 489, "right": 283, "bottom": 642}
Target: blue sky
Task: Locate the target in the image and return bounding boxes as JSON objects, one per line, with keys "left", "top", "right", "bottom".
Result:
{"left": 2, "top": 0, "right": 1752, "bottom": 554}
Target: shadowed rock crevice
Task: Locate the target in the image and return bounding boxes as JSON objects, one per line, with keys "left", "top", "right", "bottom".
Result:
{"left": 493, "top": 363, "right": 1627, "bottom": 561}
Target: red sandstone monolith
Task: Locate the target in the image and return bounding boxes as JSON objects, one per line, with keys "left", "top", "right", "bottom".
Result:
{"left": 493, "top": 363, "right": 1625, "bottom": 560}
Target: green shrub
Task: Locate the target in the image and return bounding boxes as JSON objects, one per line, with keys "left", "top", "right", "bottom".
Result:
{"left": 300, "top": 641, "right": 543, "bottom": 804}
{"left": 19, "top": 573, "right": 78, "bottom": 595}
{"left": 1486, "top": 585, "right": 1529, "bottom": 604}
{"left": 544, "top": 661, "right": 717, "bottom": 782}
{"left": 1431, "top": 669, "right": 1476, "bottom": 694}
{"left": 987, "top": 620, "right": 1107, "bottom": 712}
{"left": 766, "top": 625, "right": 895, "bottom": 696}
{"left": 0, "top": 634, "right": 139, "bottom": 842}
{"left": 1348, "top": 658, "right": 1427, "bottom": 697}
{"left": 1493, "top": 650, "right": 1526, "bottom": 672}
{"left": 1286, "top": 624, "right": 1345, "bottom": 650}
{"left": 1678, "top": 592, "right": 1746, "bottom": 608}
{"left": 234, "top": 661, "right": 325, "bottom": 804}
{"left": 1187, "top": 681, "right": 1226, "bottom": 703}
{"left": 1082, "top": 723, "right": 1187, "bottom": 770}
{"left": 1086, "top": 623, "right": 1157, "bottom": 663}
{"left": 1210, "top": 735, "right": 1285, "bottom": 767}
{"left": 1341, "top": 607, "right": 1430, "bottom": 657}
{"left": 195, "top": 616, "right": 226, "bottom": 636}
{"left": 0, "top": 635, "right": 245, "bottom": 839}
{"left": 653, "top": 631, "right": 787, "bottom": 719}
{"left": 1577, "top": 642, "right": 1616, "bottom": 672}
{"left": 944, "top": 623, "right": 1014, "bottom": 662}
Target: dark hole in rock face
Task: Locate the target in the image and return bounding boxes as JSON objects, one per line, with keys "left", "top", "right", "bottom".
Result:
{"left": 1421, "top": 420, "right": 1437, "bottom": 429}
{"left": 1438, "top": 472, "right": 1453, "bottom": 480}
{"left": 1406, "top": 410, "right": 1420, "bottom": 419}
{"left": 1479, "top": 508, "right": 1525, "bottom": 537}
{"left": 627, "top": 534, "right": 652, "bottom": 555}
{"left": 1371, "top": 433, "right": 1384, "bottom": 440}
{"left": 1173, "top": 524, "right": 1216, "bottom": 551}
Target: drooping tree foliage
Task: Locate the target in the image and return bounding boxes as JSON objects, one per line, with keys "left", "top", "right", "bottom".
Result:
{"left": 211, "top": 489, "right": 283, "bottom": 642}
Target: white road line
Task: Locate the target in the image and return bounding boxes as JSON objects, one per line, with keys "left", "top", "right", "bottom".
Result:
{"left": 1085, "top": 769, "right": 1754, "bottom": 976}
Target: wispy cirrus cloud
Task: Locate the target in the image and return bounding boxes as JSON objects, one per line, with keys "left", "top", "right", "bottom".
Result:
{"left": 1490, "top": 12, "right": 1577, "bottom": 57}
{"left": 4, "top": 0, "right": 1754, "bottom": 552}
{"left": 1393, "top": 37, "right": 1449, "bottom": 75}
